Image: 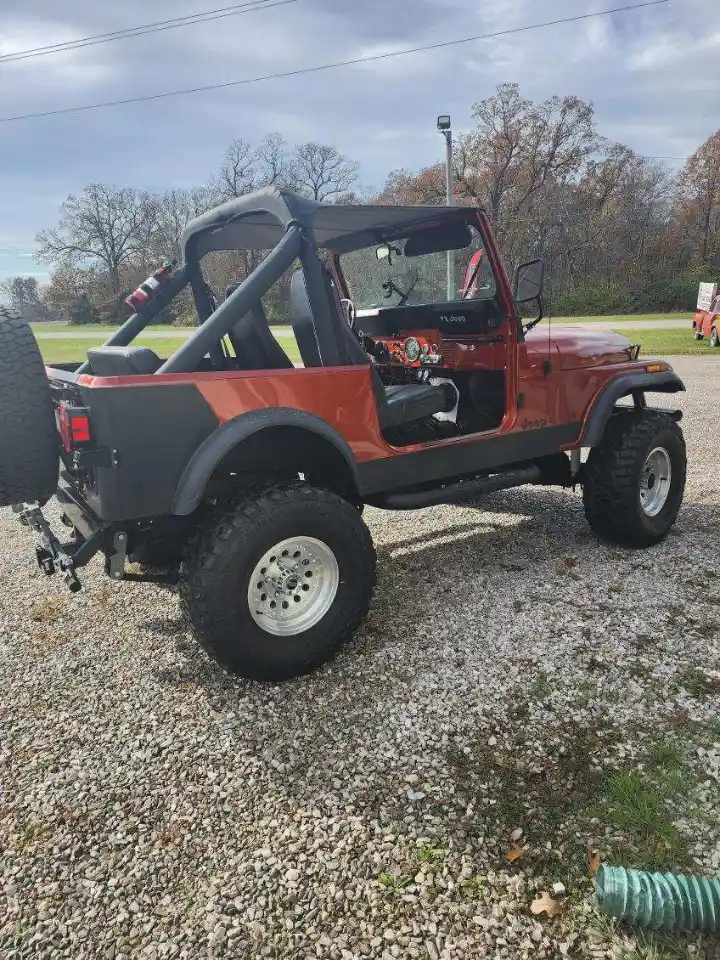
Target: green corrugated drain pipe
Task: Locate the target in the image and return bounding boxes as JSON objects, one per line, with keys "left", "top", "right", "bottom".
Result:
{"left": 596, "top": 865, "right": 720, "bottom": 932}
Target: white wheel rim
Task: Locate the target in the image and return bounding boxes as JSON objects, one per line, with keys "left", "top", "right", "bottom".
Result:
{"left": 639, "top": 446, "right": 672, "bottom": 517}
{"left": 247, "top": 536, "right": 339, "bottom": 636}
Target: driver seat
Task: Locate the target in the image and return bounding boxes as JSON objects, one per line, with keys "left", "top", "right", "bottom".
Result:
{"left": 289, "top": 267, "right": 456, "bottom": 430}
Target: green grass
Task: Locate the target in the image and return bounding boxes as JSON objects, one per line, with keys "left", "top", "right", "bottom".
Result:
{"left": 31, "top": 321, "right": 178, "bottom": 334}
{"left": 596, "top": 740, "right": 692, "bottom": 870}
{"left": 414, "top": 843, "right": 445, "bottom": 864}
{"left": 38, "top": 337, "right": 191, "bottom": 365}
{"left": 38, "top": 334, "right": 302, "bottom": 367}
{"left": 529, "top": 671, "right": 552, "bottom": 700}
{"left": 614, "top": 328, "right": 713, "bottom": 356}
{"left": 31, "top": 321, "right": 294, "bottom": 336}
{"left": 558, "top": 313, "right": 691, "bottom": 323}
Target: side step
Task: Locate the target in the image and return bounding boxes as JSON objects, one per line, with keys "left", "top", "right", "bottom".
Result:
{"left": 369, "top": 465, "right": 541, "bottom": 511}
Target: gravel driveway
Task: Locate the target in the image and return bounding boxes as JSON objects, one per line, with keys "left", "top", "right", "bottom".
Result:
{"left": 2, "top": 356, "right": 719, "bottom": 960}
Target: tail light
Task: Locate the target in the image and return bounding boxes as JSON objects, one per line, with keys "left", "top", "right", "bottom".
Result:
{"left": 56, "top": 404, "right": 92, "bottom": 452}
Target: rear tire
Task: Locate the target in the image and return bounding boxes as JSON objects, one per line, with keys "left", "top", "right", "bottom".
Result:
{"left": 693, "top": 331, "right": 703, "bottom": 340}
{"left": 582, "top": 410, "right": 686, "bottom": 548}
{"left": 0, "top": 307, "right": 59, "bottom": 507}
{"left": 180, "top": 485, "right": 376, "bottom": 681}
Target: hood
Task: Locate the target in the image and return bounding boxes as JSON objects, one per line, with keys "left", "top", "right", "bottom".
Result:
{"left": 545, "top": 326, "right": 637, "bottom": 371}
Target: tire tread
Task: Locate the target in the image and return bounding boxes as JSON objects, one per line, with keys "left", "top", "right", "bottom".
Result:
{"left": 180, "top": 485, "right": 376, "bottom": 680}
{"left": 0, "top": 307, "right": 59, "bottom": 506}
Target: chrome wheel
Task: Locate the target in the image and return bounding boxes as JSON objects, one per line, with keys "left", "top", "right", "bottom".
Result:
{"left": 247, "top": 536, "right": 339, "bottom": 636}
{"left": 639, "top": 447, "right": 672, "bottom": 517}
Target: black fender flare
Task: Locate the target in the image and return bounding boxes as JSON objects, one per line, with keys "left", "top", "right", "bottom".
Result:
{"left": 171, "top": 407, "right": 361, "bottom": 515}
{"left": 581, "top": 370, "right": 685, "bottom": 447}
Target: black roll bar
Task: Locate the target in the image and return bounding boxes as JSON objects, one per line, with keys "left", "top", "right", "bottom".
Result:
{"left": 297, "top": 231, "right": 342, "bottom": 366}
{"left": 76, "top": 265, "right": 190, "bottom": 375}
{"left": 158, "top": 225, "right": 302, "bottom": 374}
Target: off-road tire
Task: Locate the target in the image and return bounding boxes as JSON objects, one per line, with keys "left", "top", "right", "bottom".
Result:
{"left": 0, "top": 307, "right": 58, "bottom": 507}
{"left": 711, "top": 327, "right": 719, "bottom": 348}
{"left": 693, "top": 331, "right": 703, "bottom": 340}
{"left": 583, "top": 410, "right": 686, "bottom": 548}
{"left": 180, "top": 485, "right": 376, "bottom": 681}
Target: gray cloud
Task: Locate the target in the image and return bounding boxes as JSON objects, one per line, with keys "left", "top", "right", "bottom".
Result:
{"left": 0, "top": 0, "right": 717, "bottom": 279}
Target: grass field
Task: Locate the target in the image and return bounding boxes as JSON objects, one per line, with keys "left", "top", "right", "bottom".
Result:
{"left": 38, "top": 338, "right": 191, "bottom": 365}
{"left": 615, "top": 327, "right": 716, "bottom": 356}
{"left": 35, "top": 321, "right": 710, "bottom": 365}
{"left": 559, "top": 312, "right": 692, "bottom": 323}
{"left": 38, "top": 336, "right": 303, "bottom": 366}
{"left": 30, "top": 322, "right": 181, "bottom": 335}
{"left": 31, "top": 313, "right": 693, "bottom": 337}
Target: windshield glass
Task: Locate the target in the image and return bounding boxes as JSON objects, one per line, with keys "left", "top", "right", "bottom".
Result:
{"left": 339, "top": 224, "right": 496, "bottom": 311}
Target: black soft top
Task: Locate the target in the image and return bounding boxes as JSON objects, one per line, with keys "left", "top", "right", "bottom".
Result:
{"left": 181, "top": 185, "right": 474, "bottom": 259}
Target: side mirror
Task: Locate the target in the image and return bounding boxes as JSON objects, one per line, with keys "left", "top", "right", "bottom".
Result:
{"left": 514, "top": 258, "right": 545, "bottom": 303}
{"left": 376, "top": 243, "right": 401, "bottom": 264}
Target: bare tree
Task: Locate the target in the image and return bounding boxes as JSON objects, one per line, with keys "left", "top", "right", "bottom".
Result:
{"left": 256, "top": 133, "right": 293, "bottom": 188}
{"left": 291, "top": 142, "right": 359, "bottom": 201}
{"left": 36, "top": 184, "right": 158, "bottom": 294}
{"left": 215, "top": 138, "right": 257, "bottom": 201}
{"left": 152, "top": 186, "right": 213, "bottom": 262}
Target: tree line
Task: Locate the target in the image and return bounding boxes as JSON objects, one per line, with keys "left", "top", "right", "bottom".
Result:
{"left": 3, "top": 84, "right": 719, "bottom": 324}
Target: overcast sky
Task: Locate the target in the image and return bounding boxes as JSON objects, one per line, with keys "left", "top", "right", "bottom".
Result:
{"left": 1, "top": 0, "right": 717, "bottom": 282}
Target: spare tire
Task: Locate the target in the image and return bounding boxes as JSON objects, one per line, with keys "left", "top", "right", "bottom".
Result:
{"left": 0, "top": 307, "right": 59, "bottom": 507}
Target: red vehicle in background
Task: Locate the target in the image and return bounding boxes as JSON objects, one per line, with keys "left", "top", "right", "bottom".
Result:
{"left": 693, "top": 283, "right": 720, "bottom": 347}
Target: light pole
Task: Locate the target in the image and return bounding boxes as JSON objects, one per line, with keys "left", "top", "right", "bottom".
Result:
{"left": 437, "top": 114, "right": 454, "bottom": 301}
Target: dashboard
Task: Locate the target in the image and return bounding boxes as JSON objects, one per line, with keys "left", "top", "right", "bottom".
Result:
{"left": 355, "top": 297, "right": 503, "bottom": 337}
{"left": 356, "top": 300, "right": 506, "bottom": 372}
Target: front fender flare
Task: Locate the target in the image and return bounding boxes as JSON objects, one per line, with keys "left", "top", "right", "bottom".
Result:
{"left": 171, "top": 407, "right": 360, "bottom": 515}
{"left": 581, "top": 370, "right": 685, "bottom": 447}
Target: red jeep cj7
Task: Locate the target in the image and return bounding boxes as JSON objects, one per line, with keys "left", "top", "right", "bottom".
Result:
{"left": 0, "top": 187, "right": 686, "bottom": 680}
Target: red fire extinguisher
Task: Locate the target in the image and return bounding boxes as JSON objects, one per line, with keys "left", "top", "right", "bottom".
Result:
{"left": 124, "top": 261, "right": 175, "bottom": 312}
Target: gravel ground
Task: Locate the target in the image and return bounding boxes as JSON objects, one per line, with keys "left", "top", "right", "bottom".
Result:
{"left": 2, "top": 356, "right": 719, "bottom": 960}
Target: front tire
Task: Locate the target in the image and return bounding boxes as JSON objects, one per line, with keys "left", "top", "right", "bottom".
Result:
{"left": 180, "top": 486, "right": 376, "bottom": 681}
{"left": 582, "top": 410, "right": 686, "bottom": 548}
{"left": 711, "top": 327, "right": 719, "bottom": 348}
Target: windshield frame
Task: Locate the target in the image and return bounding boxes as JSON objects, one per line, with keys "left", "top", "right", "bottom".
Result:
{"left": 329, "top": 208, "right": 510, "bottom": 316}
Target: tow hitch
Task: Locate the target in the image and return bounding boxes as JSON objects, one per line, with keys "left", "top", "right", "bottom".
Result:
{"left": 17, "top": 504, "right": 83, "bottom": 592}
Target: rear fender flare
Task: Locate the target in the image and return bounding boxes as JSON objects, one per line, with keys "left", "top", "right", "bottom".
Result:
{"left": 171, "top": 407, "right": 360, "bottom": 515}
{"left": 581, "top": 371, "right": 685, "bottom": 447}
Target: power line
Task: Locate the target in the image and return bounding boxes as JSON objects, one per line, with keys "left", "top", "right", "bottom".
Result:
{"left": 0, "top": 0, "right": 299, "bottom": 64}
{"left": 0, "top": 1, "right": 671, "bottom": 124}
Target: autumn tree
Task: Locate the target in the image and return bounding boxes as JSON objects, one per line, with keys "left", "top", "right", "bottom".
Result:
{"left": 376, "top": 165, "right": 447, "bottom": 205}
{"left": 676, "top": 130, "right": 720, "bottom": 268}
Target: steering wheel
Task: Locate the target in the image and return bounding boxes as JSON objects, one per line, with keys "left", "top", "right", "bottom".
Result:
{"left": 340, "top": 298, "right": 356, "bottom": 331}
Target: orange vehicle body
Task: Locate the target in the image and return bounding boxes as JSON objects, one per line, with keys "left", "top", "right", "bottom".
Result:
{"left": 67, "top": 204, "right": 659, "bottom": 505}
{"left": 74, "top": 323, "right": 641, "bottom": 475}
